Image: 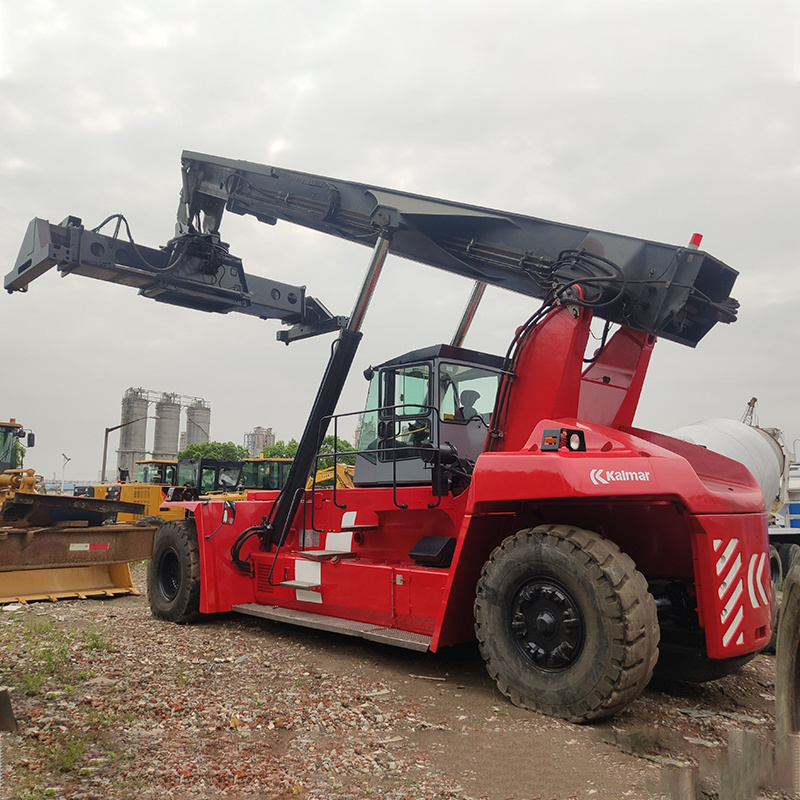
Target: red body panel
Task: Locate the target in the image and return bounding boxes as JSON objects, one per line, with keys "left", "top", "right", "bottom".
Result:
{"left": 690, "top": 513, "right": 771, "bottom": 658}
{"left": 185, "top": 306, "right": 771, "bottom": 662}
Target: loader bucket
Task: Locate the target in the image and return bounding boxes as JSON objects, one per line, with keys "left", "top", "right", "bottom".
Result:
{"left": 0, "top": 523, "right": 155, "bottom": 604}
{"left": 0, "top": 563, "right": 139, "bottom": 604}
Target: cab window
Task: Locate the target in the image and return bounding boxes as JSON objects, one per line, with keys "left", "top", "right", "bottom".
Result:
{"left": 356, "top": 372, "right": 380, "bottom": 455}
{"left": 381, "top": 364, "right": 430, "bottom": 419}
{"left": 439, "top": 362, "right": 500, "bottom": 424}
{"left": 381, "top": 364, "right": 431, "bottom": 460}
{"left": 357, "top": 363, "right": 432, "bottom": 462}
{"left": 200, "top": 466, "right": 216, "bottom": 494}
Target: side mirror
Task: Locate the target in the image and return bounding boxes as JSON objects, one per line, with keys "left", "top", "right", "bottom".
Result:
{"left": 363, "top": 366, "right": 374, "bottom": 381}
{"left": 222, "top": 500, "right": 236, "bottom": 525}
{"left": 26, "top": 432, "right": 35, "bottom": 448}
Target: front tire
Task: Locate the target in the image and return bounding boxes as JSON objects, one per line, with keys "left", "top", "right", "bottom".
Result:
{"left": 474, "top": 524, "right": 659, "bottom": 723}
{"left": 147, "top": 519, "right": 201, "bottom": 623}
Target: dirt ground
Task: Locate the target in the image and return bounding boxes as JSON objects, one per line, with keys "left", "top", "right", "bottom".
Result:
{"left": 0, "top": 564, "right": 791, "bottom": 800}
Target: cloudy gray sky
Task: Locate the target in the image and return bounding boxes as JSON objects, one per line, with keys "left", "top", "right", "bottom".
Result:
{"left": 2, "top": 0, "right": 798, "bottom": 481}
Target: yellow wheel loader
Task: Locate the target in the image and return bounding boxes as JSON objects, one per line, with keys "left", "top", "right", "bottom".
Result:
{"left": 0, "top": 420, "right": 155, "bottom": 604}
{"left": 103, "top": 459, "right": 185, "bottom": 524}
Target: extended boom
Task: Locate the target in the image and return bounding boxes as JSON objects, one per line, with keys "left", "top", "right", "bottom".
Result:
{"left": 8, "top": 151, "right": 738, "bottom": 347}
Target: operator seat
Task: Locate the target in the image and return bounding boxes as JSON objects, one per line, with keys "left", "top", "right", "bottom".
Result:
{"left": 459, "top": 390, "right": 480, "bottom": 421}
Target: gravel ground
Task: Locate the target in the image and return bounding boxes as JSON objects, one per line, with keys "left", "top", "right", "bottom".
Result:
{"left": 0, "top": 563, "right": 791, "bottom": 800}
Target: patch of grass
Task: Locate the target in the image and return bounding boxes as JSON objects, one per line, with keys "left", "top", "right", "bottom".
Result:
{"left": 19, "top": 669, "right": 46, "bottom": 696}
{"left": 6, "top": 617, "right": 77, "bottom": 696}
{"left": 87, "top": 705, "right": 141, "bottom": 729}
{"left": 40, "top": 641, "right": 69, "bottom": 674}
{"left": 50, "top": 736, "right": 88, "bottom": 773}
{"left": 23, "top": 616, "right": 55, "bottom": 636}
{"left": 114, "top": 774, "right": 147, "bottom": 792}
{"left": 83, "top": 629, "right": 113, "bottom": 652}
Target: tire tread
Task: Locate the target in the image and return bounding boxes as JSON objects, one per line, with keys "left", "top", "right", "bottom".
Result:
{"left": 475, "top": 524, "right": 659, "bottom": 723}
{"left": 147, "top": 519, "right": 201, "bottom": 624}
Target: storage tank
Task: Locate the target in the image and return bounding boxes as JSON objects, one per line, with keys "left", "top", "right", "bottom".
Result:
{"left": 153, "top": 393, "right": 181, "bottom": 459}
{"left": 670, "top": 418, "right": 785, "bottom": 510}
{"left": 185, "top": 399, "right": 211, "bottom": 445}
{"left": 117, "top": 388, "right": 149, "bottom": 480}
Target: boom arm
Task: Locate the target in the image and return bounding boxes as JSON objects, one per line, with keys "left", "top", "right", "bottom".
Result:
{"left": 8, "top": 150, "right": 739, "bottom": 347}
{"left": 174, "top": 151, "right": 738, "bottom": 346}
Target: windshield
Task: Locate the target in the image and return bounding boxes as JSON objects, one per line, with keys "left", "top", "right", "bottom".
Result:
{"left": 217, "top": 466, "right": 241, "bottom": 490}
{"left": 242, "top": 460, "right": 291, "bottom": 490}
{"left": 136, "top": 462, "right": 177, "bottom": 484}
{"left": 0, "top": 426, "right": 18, "bottom": 470}
{"left": 178, "top": 461, "right": 198, "bottom": 487}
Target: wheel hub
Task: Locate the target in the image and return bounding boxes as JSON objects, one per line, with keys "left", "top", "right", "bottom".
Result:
{"left": 158, "top": 547, "right": 180, "bottom": 602}
{"left": 511, "top": 579, "right": 584, "bottom": 670}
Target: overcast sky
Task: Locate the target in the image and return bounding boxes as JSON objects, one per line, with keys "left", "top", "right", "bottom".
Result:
{"left": 2, "top": 0, "right": 799, "bottom": 481}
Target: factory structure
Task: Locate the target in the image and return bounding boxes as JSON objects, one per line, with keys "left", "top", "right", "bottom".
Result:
{"left": 116, "top": 388, "right": 211, "bottom": 479}
{"left": 243, "top": 426, "right": 276, "bottom": 457}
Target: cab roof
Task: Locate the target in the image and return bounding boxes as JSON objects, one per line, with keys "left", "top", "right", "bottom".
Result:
{"left": 375, "top": 343, "right": 504, "bottom": 371}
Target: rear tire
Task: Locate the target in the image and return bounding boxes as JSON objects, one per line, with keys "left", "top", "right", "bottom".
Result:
{"left": 779, "top": 542, "right": 800, "bottom": 577}
{"left": 762, "top": 544, "right": 783, "bottom": 654}
{"left": 474, "top": 524, "right": 659, "bottom": 723}
{"left": 776, "top": 563, "right": 800, "bottom": 755}
{"left": 147, "top": 519, "right": 201, "bottom": 623}
{"left": 136, "top": 515, "right": 165, "bottom": 527}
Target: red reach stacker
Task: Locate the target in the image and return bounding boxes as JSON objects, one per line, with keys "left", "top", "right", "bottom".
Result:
{"left": 8, "top": 152, "right": 772, "bottom": 721}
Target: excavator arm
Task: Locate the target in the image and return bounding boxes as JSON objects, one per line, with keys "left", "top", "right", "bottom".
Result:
{"left": 8, "top": 150, "right": 738, "bottom": 347}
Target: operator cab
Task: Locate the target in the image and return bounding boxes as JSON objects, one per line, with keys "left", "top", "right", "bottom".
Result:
{"left": 0, "top": 420, "right": 33, "bottom": 474}
{"left": 241, "top": 458, "right": 292, "bottom": 490}
{"left": 354, "top": 344, "right": 504, "bottom": 487}
{"left": 178, "top": 458, "right": 244, "bottom": 495}
{"left": 135, "top": 459, "right": 178, "bottom": 485}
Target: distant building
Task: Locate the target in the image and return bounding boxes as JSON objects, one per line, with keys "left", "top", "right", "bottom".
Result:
{"left": 244, "top": 426, "right": 276, "bottom": 457}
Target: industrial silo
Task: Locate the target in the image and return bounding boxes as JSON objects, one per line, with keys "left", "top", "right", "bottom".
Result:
{"left": 244, "top": 426, "right": 275, "bottom": 456}
{"left": 117, "top": 388, "right": 149, "bottom": 480}
{"left": 153, "top": 393, "right": 181, "bottom": 460}
{"left": 185, "top": 399, "right": 211, "bottom": 445}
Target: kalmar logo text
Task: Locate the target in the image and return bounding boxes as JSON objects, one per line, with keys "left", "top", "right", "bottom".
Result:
{"left": 590, "top": 468, "right": 651, "bottom": 486}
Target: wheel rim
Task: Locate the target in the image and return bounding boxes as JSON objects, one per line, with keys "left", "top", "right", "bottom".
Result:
{"left": 158, "top": 547, "right": 180, "bottom": 602}
{"left": 769, "top": 549, "right": 782, "bottom": 586}
{"left": 510, "top": 578, "right": 584, "bottom": 670}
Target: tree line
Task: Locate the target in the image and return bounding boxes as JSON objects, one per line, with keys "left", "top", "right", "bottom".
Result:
{"left": 177, "top": 435, "right": 356, "bottom": 468}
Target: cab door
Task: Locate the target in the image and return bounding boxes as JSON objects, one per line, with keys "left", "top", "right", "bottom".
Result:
{"left": 355, "top": 361, "right": 435, "bottom": 485}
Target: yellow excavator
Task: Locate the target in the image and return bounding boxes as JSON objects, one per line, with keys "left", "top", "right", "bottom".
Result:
{"left": 0, "top": 419, "right": 155, "bottom": 604}
{"left": 306, "top": 461, "right": 355, "bottom": 489}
